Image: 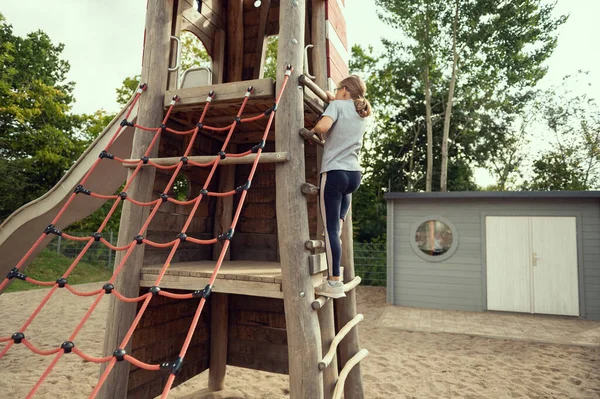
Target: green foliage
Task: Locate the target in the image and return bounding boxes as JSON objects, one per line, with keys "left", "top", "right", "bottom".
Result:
{"left": 4, "top": 249, "right": 113, "bottom": 293}
{"left": 116, "top": 76, "right": 141, "bottom": 107}
{"left": 0, "top": 14, "right": 85, "bottom": 221}
{"left": 180, "top": 31, "right": 211, "bottom": 71}
{"left": 523, "top": 150, "right": 589, "bottom": 191}
{"left": 263, "top": 36, "right": 278, "bottom": 80}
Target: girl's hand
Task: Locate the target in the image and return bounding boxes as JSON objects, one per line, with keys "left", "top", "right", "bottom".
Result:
{"left": 325, "top": 91, "right": 335, "bottom": 102}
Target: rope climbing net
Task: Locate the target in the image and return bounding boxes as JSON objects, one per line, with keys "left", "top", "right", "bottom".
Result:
{"left": 0, "top": 66, "right": 293, "bottom": 399}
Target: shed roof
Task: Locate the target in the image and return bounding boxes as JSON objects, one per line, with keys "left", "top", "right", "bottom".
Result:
{"left": 384, "top": 191, "right": 600, "bottom": 201}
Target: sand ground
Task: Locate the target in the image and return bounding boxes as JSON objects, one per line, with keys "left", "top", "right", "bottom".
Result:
{"left": 1, "top": 284, "right": 599, "bottom": 398}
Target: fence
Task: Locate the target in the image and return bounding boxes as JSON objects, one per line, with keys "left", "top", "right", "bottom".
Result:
{"left": 45, "top": 233, "right": 387, "bottom": 286}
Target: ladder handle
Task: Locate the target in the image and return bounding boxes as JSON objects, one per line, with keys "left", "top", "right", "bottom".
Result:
{"left": 319, "top": 314, "right": 364, "bottom": 370}
{"left": 169, "top": 36, "right": 181, "bottom": 73}
{"left": 332, "top": 349, "right": 369, "bottom": 399}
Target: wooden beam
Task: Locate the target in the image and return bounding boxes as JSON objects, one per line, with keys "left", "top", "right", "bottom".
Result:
{"left": 208, "top": 293, "right": 229, "bottom": 391}
{"left": 252, "top": 0, "right": 271, "bottom": 79}
{"left": 335, "top": 207, "right": 365, "bottom": 399}
{"left": 168, "top": 0, "right": 184, "bottom": 91}
{"left": 165, "top": 78, "right": 275, "bottom": 109}
{"left": 212, "top": 29, "right": 226, "bottom": 83}
{"left": 275, "top": 0, "right": 324, "bottom": 397}
{"left": 213, "top": 144, "right": 236, "bottom": 261}
{"left": 299, "top": 74, "right": 330, "bottom": 104}
{"left": 311, "top": 0, "right": 328, "bottom": 85}
{"left": 309, "top": 253, "right": 327, "bottom": 274}
{"left": 98, "top": 1, "right": 172, "bottom": 398}
{"left": 226, "top": 0, "right": 244, "bottom": 82}
{"left": 123, "top": 152, "right": 289, "bottom": 168}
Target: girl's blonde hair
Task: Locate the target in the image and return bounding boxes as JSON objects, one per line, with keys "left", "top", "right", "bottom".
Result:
{"left": 339, "top": 74, "right": 372, "bottom": 118}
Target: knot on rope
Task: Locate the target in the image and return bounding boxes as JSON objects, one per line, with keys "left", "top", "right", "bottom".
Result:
{"left": 218, "top": 151, "right": 227, "bottom": 160}
{"left": 61, "top": 341, "right": 75, "bottom": 353}
{"left": 134, "top": 235, "right": 144, "bottom": 245}
{"left": 113, "top": 348, "right": 127, "bottom": 362}
{"left": 196, "top": 123, "right": 203, "bottom": 130}
{"left": 199, "top": 189, "right": 208, "bottom": 196}
{"left": 99, "top": 150, "right": 115, "bottom": 160}
{"left": 251, "top": 140, "right": 266, "bottom": 153}
{"left": 234, "top": 116, "right": 242, "bottom": 125}
{"left": 180, "top": 157, "right": 189, "bottom": 165}
{"left": 192, "top": 284, "right": 212, "bottom": 299}
{"left": 177, "top": 233, "right": 187, "bottom": 242}
{"left": 120, "top": 119, "right": 134, "bottom": 127}
{"left": 12, "top": 332, "right": 25, "bottom": 344}
{"left": 119, "top": 192, "right": 128, "bottom": 200}
{"left": 44, "top": 224, "right": 63, "bottom": 236}
{"left": 6, "top": 268, "right": 26, "bottom": 281}
{"left": 149, "top": 286, "right": 161, "bottom": 296}
{"left": 160, "top": 356, "right": 183, "bottom": 375}
{"left": 103, "top": 283, "right": 114, "bottom": 294}
{"left": 235, "top": 181, "right": 251, "bottom": 193}
{"left": 92, "top": 232, "right": 102, "bottom": 241}
{"left": 74, "top": 185, "right": 91, "bottom": 195}
{"left": 218, "top": 228, "right": 235, "bottom": 242}
{"left": 141, "top": 156, "right": 149, "bottom": 164}
{"left": 160, "top": 124, "right": 167, "bottom": 133}
{"left": 160, "top": 193, "right": 169, "bottom": 202}
{"left": 56, "top": 278, "right": 67, "bottom": 288}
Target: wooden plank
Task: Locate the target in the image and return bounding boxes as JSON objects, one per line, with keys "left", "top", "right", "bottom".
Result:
{"left": 212, "top": 29, "right": 226, "bottom": 83}
{"left": 228, "top": 351, "right": 289, "bottom": 374}
{"left": 123, "top": 151, "right": 289, "bottom": 168}
{"left": 325, "top": 0, "right": 347, "bottom": 50}
{"left": 209, "top": 293, "right": 229, "bottom": 390}
{"left": 228, "top": 293, "right": 284, "bottom": 312}
{"left": 311, "top": 0, "right": 328, "bottom": 85}
{"left": 98, "top": 2, "right": 172, "bottom": 398}
{"left": 227, "top": 0, "right": 244, "bottom": 82}
{"left": 252, "top": 0, "right": 271, "bottom": 79}
{"left": 165, "top": 78, "right": 275, "bottom": 109}
{"left": 213, "top": 144, "right": 236, "bottom": 261}
{"left": 229, "top": 324, "right": 287, "bottom": 345}
{"left": 327, "top": 40, "right": 349, "bottom": 86}
{"left": 275, "top": 0, "right": 324, "bottom": 397}
{"left": 309, "top": 252, "right": 328, "bottom": 274}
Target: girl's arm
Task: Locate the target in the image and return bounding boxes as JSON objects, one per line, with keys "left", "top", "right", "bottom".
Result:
{"left": 310, "top": 116, "right": 334, "bottom": 141}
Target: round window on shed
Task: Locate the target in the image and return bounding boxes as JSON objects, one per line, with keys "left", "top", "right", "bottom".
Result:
{"left": 415, "top": 220, "right": 453, "bottom": 256}
{"left": 410, "top": 216, "right": 459, "bottom": 262}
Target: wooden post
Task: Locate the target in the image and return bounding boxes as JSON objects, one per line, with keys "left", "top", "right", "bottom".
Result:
{"left": 275, "top": 0, "right": 323, "bottom": 397}
{"left": 208, "top": 293, "right": 229, "bottom": 391}
{"left": 168, "top": 0, "right": 183, "bottom": 91}
{"left": 310, "top": 4, "right": 336, "bottom": 396}
{"left": 98, "top": 1, "right": 173, "bottom": 398}
{"left": 335, "top": 207, "right": 365, "bottom": 399}
{"left": 213, "top": 144, "right": 236, "bottom": 261}
{"left": 226, "top": 0, "right": 244, "bottom": 82}
{"left": 212, "top": 29, "right": 226, "bottom": 84}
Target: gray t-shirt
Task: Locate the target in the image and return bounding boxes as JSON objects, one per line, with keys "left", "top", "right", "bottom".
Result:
{"left": 320, "top": 100, "right": 367, "bottom": 173}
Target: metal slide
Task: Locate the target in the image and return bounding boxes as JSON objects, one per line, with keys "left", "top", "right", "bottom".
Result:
{"left": 0, "top": 97, "right": 139, "bottom": 281}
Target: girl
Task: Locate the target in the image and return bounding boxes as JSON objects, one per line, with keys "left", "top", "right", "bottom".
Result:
{"left": 310, "top": 75, "right": 372, "bottom": 298}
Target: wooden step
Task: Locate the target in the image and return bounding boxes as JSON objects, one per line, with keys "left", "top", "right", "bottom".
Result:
{"left": 312, "top": 276, "right": 361, "bottom": 310}
{"left": 301, "top": 182, "right": 319, "bottom": 195}
{"left": 299, "top": 128, "right": 324, "bottom": 147}
{"left": 123, "top": 152, "right": 289, "bottom": 168}
{"left": 332, "top": 349, "right": 369, "bottom": 399}
{"left": 319, "top": 314, "right": 364, "bottom": 370}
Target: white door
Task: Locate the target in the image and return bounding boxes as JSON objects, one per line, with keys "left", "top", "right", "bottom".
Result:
{"left": 486, "top": 217, "right": 532, "bottom": 313}
{"left": 485, "top": 216, "right": 579, "bottom": 316}
{"left": 531, "top": 217, "right": 579, "bottom": 316}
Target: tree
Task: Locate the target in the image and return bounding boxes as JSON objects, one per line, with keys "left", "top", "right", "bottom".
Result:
{"left": 0, "top": 14, "right": 85, "bottom": 221}
{"left": 376, "top": 0, "right": 567, "bottom": 191}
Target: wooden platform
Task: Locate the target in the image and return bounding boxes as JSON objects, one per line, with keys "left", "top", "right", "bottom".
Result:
{"left": 140, "top": 261, "right": 284, "bottom": 298}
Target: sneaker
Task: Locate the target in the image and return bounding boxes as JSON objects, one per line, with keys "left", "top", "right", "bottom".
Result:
{"left": 315, "top": 280, "right": 346, "bottom": 299}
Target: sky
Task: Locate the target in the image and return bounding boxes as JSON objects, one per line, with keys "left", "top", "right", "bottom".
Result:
{"left": 1, "top": 0, "right": 599, "bottom": 186}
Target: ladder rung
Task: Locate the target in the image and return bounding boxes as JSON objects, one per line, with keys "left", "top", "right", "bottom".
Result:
{"left": 319, "top": 314, "right": 364, "bottom": 370}
{"left": 305, "top": 240, "right": 325, "bottom": 249}
{"left": 301, "top": 182, "right": 319, "bottom": 195}
{"left": 299, "top": 128, "right": 324, "bottom": 146}
{"left": 311, "top": 276, "right": 361, "bottom": 310}
{"left": 122, "top": 152, "right": 290, "bottom": 168}
{"left": 332, "top": 349, "right": 369, "bottom": 399}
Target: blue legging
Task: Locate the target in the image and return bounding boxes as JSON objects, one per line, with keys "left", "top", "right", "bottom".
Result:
{"left": 319, "top": 170, "right": 361, "bottom": 278}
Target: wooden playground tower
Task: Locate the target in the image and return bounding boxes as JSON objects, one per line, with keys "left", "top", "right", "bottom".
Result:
{"left": 100, "top": 0, "right": 366, "bottom": 397}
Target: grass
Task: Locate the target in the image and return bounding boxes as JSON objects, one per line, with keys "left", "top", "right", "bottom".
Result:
{"left": 4, "top": 250, "right": 113, "bottom": 294}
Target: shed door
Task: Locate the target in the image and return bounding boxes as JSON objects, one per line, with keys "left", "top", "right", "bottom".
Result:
{"left": 486, "top": 217, "right": 532, "bottom": 313}
{"left": 486, "top": 216, "right": 579, "bottom": 316}
{"left": 531, "top": 217, "right": 579, "bottom": 316}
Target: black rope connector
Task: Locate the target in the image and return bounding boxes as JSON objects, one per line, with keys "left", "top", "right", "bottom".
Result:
{"left": 196, "top": 123, "right": 203, "bottom": 130}
{"left": 180, "top": 157, "right": 189, "bottom": 165}
{"left": 113, "top": 348, "right": 127, "bottom": 362}
{"left": 192, "top": 284, "right": 211, "bottom": 299}
{"left": 218, "top": 228, "right": 235, "bottom": 241}
{"left": 160, "top": 124, "right": 167, "bottom": 133}
{"left": 160, "top": 193, "right": 169, "bottom": 202}
{"left": 208, "top": 90, "right": 215, "bottom": 98}
{"left": 235, "top": 180, "right": 251, "bottom": 193}
{"left": 149, "top": 286, "right": 161, "bottom": 296}
{"left": 234, "top": 116, "right": 242, "bottom": 125}
{"left": 56, "top": 278, "right": 67, "bottom": 288}
{"left": 160, "top": 356, "right": 183, "bottom": 375}
{"left": 141, "top": 156, "right": 149, "bottom": 164}
{"left": 272, "top": 103, "right": 279, "bottom": 112}
{"left": 218, "top": 151, "right": 227, "bottom": 160}
{"left": 74, "top": 185, "right": 91, "bottom": 195}
{"left": 12, "top": 332, "right": 25, "bottom": 344}
{"left": 44, "top": 224, "right": 63, "bottom": 236}
{"left": 119, "top": 192, "right": 128, "bottom": 200}
{"left": 92, "top": 232, "right": 102, "bottom": 241}
{"left": 199, "top": 189, "right": 209, "bottom": 196}
{"left": 247, "top": 86, "right": 254, "bottom": 93}
{"left": 135, "top": 235, "right": 144, "bottom": 245}
{"left": 103, "top": 283, "right": 114, "bottom": 294}
{"left": 172, "top": 95, "right": 180, "bottom": 102}
{"left": 286, "top": 64, "right": 293, "bottom": 70}
{"left": 263, "top": 106, "right": 274, "bottom": 116}
{"left": 61, "top": 341, "right": 75, "bottom": 353}
{"left": 120, "top": 119, "right": 133, "bottom": 127}
{"left": 139, "top": 83, "right": 147, "bottom": 90}
{"left": 99, "top": 150, "right": 115, "bottom": 160}
{"left": 251, "top": 140, "right": 266, "bottom": 153}
{"left": 6, "top": 268, "right": 26, "bottom": 281}
{"left": 177, "top": 233, "right": 187, "bottom": 242}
